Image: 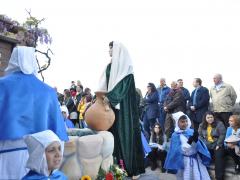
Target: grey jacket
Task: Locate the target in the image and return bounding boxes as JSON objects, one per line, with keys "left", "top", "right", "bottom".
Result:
{"left": 198, "top": 120, "right": 226, "bottom": 149}
{"left": 210, "top": 82, "right": 237, "bottom": 112}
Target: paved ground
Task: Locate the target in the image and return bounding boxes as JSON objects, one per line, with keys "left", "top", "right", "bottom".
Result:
{"left": 139, "top": 167, "right": 176, "bottom": 180}
{"left": 126, "top": 167, "right": 176, "bottom": 180}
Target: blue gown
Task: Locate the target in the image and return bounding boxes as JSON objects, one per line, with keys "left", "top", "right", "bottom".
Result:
{"left": 0, "top": 72, "right": 68, "bottom": 141}
{"left": 22, "top": 170, "right": 67, "bottom": 180}
{"left": 164, "top": 129, "right": 211, "bottom": 171}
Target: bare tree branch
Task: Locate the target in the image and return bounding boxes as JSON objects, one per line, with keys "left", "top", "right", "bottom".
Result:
{"left": 35, "top": 48, "right": 53, "bottom": 73}
{"left": 25, "top": 9, "right": 45, "bottom": 25}
{"left": 25, "top": 10, "right": 52, "bottom": 81}
{"left": 35, "top": 55, "right": 45, "bottom": 82}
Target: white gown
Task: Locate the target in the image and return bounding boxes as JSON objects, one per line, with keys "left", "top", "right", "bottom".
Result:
{"left": 176, "top": 134, "right": 211, "bottom": 180}
{"left": 0, "top": 139, "right": 29, "bottom": 179}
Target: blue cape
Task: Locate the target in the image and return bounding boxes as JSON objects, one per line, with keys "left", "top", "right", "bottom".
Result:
{"left": 65, "top": 119, "right": 74, "bottom": 128}
{"left": 141, "top": 131, "right": 151, "bottom": 157}
{"left": 22, "top": 170, "right": 67, "bottom": 180}
{"left": 0, "top": 72, "right": 68, "bottom": 141}
{"left": 164, "top": 129, "right": 211, "bottom": 171}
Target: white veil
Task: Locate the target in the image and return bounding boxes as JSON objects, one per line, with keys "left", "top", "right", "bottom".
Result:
{"left": 24, "top": 130, "right": 64, "bottom": 176}
{"left": 172, "top": 111, "right": 192, "bottom": 132}
{"left": 98, "top": 42, "right": 134, "bottom": 93}
{"left": 5, "top": 46, "right": 38, "bottom": 76}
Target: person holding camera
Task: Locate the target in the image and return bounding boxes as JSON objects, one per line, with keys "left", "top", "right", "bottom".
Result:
{"left": 142, "top": 83, "right": 159, "bottom": 140}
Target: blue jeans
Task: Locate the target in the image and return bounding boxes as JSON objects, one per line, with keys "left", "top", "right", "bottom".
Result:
{"left": 143, "top": 113, "right": 157, "bottom": 140}
{"left": 159, "top": 106, "right": 166, "bottom": 130}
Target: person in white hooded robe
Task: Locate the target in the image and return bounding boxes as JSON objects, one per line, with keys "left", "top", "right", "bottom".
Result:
{"left": 22, "top": 130, "right": 67, "bottom": 179}
{"left": 0, "top": 46, "right": 68, "bottom": 179}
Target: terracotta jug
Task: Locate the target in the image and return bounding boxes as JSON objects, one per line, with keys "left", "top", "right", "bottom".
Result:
{"left": 85, "top": 91, "right": 115, "bottom": 131}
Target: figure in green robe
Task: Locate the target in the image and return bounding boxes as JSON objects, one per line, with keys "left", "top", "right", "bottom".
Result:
{"left": 98, "top": 41, "right": 145, "bottom": 178}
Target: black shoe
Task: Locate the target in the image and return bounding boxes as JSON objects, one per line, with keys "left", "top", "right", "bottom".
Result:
{"left": 161, "top": 168, "right": 166, "bottom": 173}
{"left": 151, "top": 164, "right": 157, "bottom": 171}
{"left": 235, "top": 164, "right": 240, "bottom": 174}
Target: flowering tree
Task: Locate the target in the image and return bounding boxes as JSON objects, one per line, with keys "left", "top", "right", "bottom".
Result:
{"left": 0, "top": 10, "right": 53, "bottom": 81}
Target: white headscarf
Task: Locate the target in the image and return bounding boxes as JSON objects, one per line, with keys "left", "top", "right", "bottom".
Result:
{"left": 172, "top": 111, "right": 191, "bottom": 132}
{"left": 98, "top": 41, "right": 134, "bottom": 92}
{"left": 24, "top": 130, "right": 64, "bottom": 176}
{"left": 60, "top": 105, "right": 69, "bottom": 117}
{"left": 5, "top": 46, "right": 38, "bottom": 76}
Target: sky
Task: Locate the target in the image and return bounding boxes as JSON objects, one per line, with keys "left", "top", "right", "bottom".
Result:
{"left": 2, "top": 0, "right": 240, "bottom": 99}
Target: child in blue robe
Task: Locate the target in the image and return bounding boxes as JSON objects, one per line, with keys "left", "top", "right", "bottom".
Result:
{"left": 61, "top": 105, "right": 74, "bottom": 129}
{"left": 164, "top": 111, "right": 211, "bottom": 180}
{"left": 22, "top": 130, "right": 67, "bottom": 180}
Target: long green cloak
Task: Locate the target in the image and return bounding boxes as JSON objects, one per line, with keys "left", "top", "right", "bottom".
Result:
{"left": 106, "top": 64, "right": 145, "bottom": 176}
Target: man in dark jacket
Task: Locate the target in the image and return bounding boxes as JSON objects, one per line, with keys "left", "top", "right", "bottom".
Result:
{"left": 188, "top": 78, "right": 210, "bottom": 132}
{"left": 164, "top": 81, "right": 185, "bottom": 139}
{"left": 177, "top": 79, "right": 190, "bottom": 112}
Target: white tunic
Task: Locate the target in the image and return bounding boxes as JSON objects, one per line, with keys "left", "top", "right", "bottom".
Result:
{"left": 0, "top": 139, "right": 29, "bottom": 179}
{"left": 176, "top": 135, "right": 210, "bottom": 180}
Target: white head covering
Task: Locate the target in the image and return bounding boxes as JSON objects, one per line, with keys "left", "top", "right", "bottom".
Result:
{"left": 24, "top": 130, "right": 64, "bottom": 176}
{"left": 5, "top": 46, "right": 38, "bottom": 75}
{"left": 98, "top": 41, "right": 134, "bottom": 92}
{"left": 172, "top": 111, "right": 191, "bottom": 132}
{"left": 225, "top": 134, "right": 240, "bottom": 143}
{"left": 60, "top": 105, "right": 69, "bottom": 117}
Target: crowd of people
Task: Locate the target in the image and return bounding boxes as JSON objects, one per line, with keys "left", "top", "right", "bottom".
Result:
{"left": 137, "top": 74, "right": 239, "bottom": 180}
{"left": 55, "top": 80, "right": 93, "bottom": 129}
{"left": 55, "top": 72, "right": 240, "bottom": 180}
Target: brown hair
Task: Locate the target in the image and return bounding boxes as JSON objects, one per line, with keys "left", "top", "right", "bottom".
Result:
{"left": 152, "top": 122, "right": 163, "bottom": 135}
{"left": 201, "top": 111, "right": 217, "bottom": 129}
{"left": 151, "top": 122, "right": 164, "bottom": 144}
{"left": 230, "top": 115, "right": 240, "bottom": 129}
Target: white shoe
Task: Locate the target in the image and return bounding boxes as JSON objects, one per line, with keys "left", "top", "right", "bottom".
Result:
{"left": 132, "top": 175, "right": 140, "bottom": 179}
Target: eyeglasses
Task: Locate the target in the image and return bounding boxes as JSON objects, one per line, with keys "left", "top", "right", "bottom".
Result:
{"left": 154, "top": 127, "right": 160, "bottom": 129}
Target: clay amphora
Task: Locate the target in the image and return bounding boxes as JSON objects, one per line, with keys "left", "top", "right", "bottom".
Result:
{"left": 85, "top": 91, "right": 115, "bottom": 131}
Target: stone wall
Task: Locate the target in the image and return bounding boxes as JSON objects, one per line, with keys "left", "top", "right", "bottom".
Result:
{"left": 0, "top": 35, "right": 19, "bottom": 76}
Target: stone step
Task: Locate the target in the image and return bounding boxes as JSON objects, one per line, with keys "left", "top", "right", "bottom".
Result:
{"left": 208, "top": 156, "right": 240, "bottom": 180}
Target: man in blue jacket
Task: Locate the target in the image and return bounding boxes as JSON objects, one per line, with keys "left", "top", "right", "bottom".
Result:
{"left": 157, "top": 78, "right": 170, "bottom": 129}
{"left": 188, "top": 78, "right": 210, "bottom": 132}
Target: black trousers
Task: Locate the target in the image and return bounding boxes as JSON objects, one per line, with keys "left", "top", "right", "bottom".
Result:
{"left": 148, "top": 148, "right": 167, "bottom": 167}
{"left": 70, "top": 118, "right": 78, "bottom": 126}
{"left": 214, "top": 112, "right": 232, "bottom": 128}
{"left": 164, "top": 113, "right": 174, "bottom": 140}
{"left": 209, "top": 147, "right": 225, "bottom": 180}
{"left": 226, "top": 148, "right": 240, "bottom": 165}
{"left": 192, "top": 121, "right": 200, "bottom": 133}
